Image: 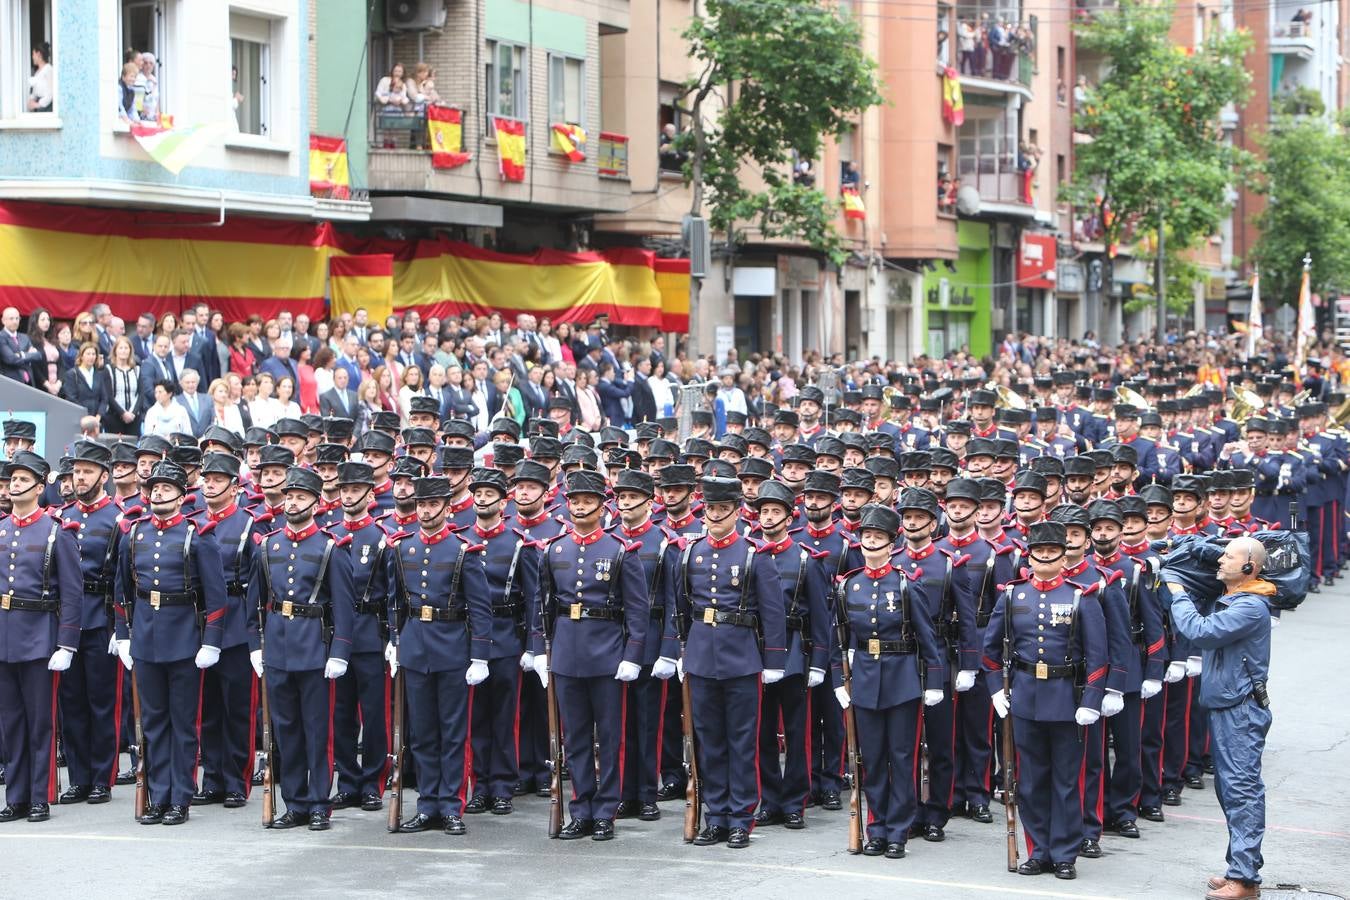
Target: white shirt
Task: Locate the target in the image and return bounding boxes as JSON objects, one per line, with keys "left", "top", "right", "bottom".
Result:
{"left": 211, "top": 403, "right": 246, "bottom": 437}
{"left": 29, "top": 63, "right": 53, "bottom": 110}
{"left": 143, "top": 402, "right": 191, "bottom": 437}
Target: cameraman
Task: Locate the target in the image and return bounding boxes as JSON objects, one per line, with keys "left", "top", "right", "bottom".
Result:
{"left": 1165, "top": 536, "right": 1275, "bottom": 900}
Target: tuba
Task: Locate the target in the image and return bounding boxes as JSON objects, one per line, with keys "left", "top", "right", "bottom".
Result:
{"left": 1115, "top": 385, "right": 1149, "bottom": 411}
{"left": 994, "top": 385, "right": 1028, "bottom": 410}
{"left": 1331, "top": 394, "right": 1350, "bottom": 429}
{"left": 1229, "top": 387, "right": 1265, "bottom": 424}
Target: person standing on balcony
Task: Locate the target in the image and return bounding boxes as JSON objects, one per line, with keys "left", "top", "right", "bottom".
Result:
{"left": 958, "top": 20, "right": 977, "bottom": 75}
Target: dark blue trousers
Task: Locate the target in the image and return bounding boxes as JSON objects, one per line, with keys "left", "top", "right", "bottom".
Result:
{"left": 1162, "top": 677, "right": 1192, "bottom": 792}
{"left": 956, "top": 676, "right": 994, "bottom": 807}
{"left": 1185, "top": 676, "right": 1210, "bottom": 779}
{"left": 660, "top": 675, "right": 684, "bottom": 786}
{"left": 58, "top": 627, "right": 120, "bottom": 788}
{"left": 1211, "top": 700, "right": 1272, "bottom": 884}
{"left": 809, "top": 680, "right": 846, "bottom": 795}
{"left": 1015, "top": 717, "right": 1084, "bottom": 865}
{"left": 469, "top": 656, "right": 520, "bottom": 800}
{"left": 332, "top": 650, "right": 388, "bottom": 798}
{"left": 855, "top": 700, "right": 920, "bottom": 844}
{"left": 135, "top": 658, "right": 201, "bottom": 809}
{"left": 1081, "top": 717, "right": 1108, "bottom": 839}
{"left": 405, "top": 667, "right": 469, "bottom": 818}
{"left": 267, "top": 668, "right": 333, "bottom": 816}
{"left": 689, "top": 673, "right": 760, "bottom": 831}
{"left": 915, "top": 688, "right": 958, "bottom": 829}
{"left": 757, "top": 673, "right": 810, "bottom": 814}
{"left": 1324, "top": 500, "right": 1342, "bottom": 572}
{"left": 1106, "top": 691, "right": 1143, "bottom": 825}
{"left": 555, "top": 673, "right": 625, "bottom": 822}
{"left": 620, "top": 666, "right": 664, "bottom": 804}
{"left": 1308, "top": 502, "right": 1326, "bottom": 577}
{"left": 198, "top": 645, "right": 255, "bottom": 796}
{"left": 1139, "top": 689, "right": 1166, "bottom": 808}
{"left": 517, "top": 675, "right": 550, "bottom": 788}
{"left": 0, "top": 660, "right": 56, "bottom": 806}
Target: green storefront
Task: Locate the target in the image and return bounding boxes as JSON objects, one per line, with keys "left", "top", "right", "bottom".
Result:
{"left": 921, "top": 221, "right": 994, "bottom": 359}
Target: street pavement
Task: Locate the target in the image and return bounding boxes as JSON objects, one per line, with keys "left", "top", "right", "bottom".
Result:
{"left": 3, "top": 592, "right": 1348, "bottom": 900}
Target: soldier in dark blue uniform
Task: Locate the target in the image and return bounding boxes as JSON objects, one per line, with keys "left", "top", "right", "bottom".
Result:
{"left": 532, "top": 469, "right": 648, "bottom": 841}
{"left": 982, "top": 521, "right": 1108, "bottom": 880}
{"left": 113, "top": 460, "right": 227, "bottom": 826}
{"left": 55, "top": 441, "right": 123, "bottom": 806}
{"left": 652, "top": 463, "right": 701, "bottom": 800}
{"left": 0, "top": 452, "right": 82, "bottom": 822}
{"left": 190, "top": 452, "right": 263, "bottom": 810}
{"left": 654, "top": 476, "right": 787, "bottom": 849}
{"left": 311, "top": 443, "right": 347, "bottom": 530}
{"left": 750, "top": 481, "right": 830, "bottom": 829}
{"left": 329, "top": 461, "right": 392, "bottom": 813}
{"left": 247, "top": 445, "right": 293, "bottom": 520}
{"left": 389, "top": 477, "right": 490, "bottom": 835}
{"left": 440, "top": 446, "right": 477, "bottom": 530}
{"left": 832, "top": 504, "right": 943, "bottom": 857}
{"left": 357, "top": 431, "right": 398, "bottom": 516}
{"left": 247, "top": 467, "right": 355, "bottom": 831}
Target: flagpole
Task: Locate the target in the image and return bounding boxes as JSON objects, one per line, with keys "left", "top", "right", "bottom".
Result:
{"left": 1295, "top": 253, "right": 1313, "bottom": 382}
{"left": 1246, "top": 267, "right": 1260, "bottom": 359}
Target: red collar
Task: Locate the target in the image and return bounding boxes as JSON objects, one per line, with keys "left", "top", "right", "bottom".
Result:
{"left": 740, "top": 504, "right": 759, "bottom": 521}
{"left": 806, "top": 521, "right": 836, "bottom": 539}
{"left": 266, "top": 503, "right": 285, "bottom": 518}
{"left": 621, "top": 518, "right": 655, "bottom": 539}
{"left": 372, "top": 479, "right": 393, "bottom": 495}
{"left": 707, "top": 530, "right": 740, "bottom": 550}
{"left": 75, "top": 495, "right": 113, "bottom": 514}
{"left": 1064, "top": 558, "right": 1091, "bottom": 578}
{"left": 841, "top": 518, "right": 860, "bottom": 532}
{"left": 760, "top": 535, "right": 793, "bottom": 555}
{"left": 318, "top": 497, "right": 340, "bottom": 513}
{"left": 284, "top": 522, "right": 319, "bottom": 541}
{"left": 1096, "top": 550, "right": 1121, "bottom": 566}
{"left": 571, "top": 527, "right": 604, "bottom": 546}
{"left": 1171, "top": 522, "right": 1200, "bottom": 535}
{"left": 420, "top": 524, "right": 453, "bottom": 545}
{"left": 863, "top": 562, "right": 893, "bottom": 580}
{"left": 207, "top": 502, "right": 238, "bottom": 523}
{"left": 1119, "top": 434, "right": 1138, "bottom": 444}
{"left": 516, "top": 508, "right": 551, "bottom": 528}
{"left": 474, "top": 519, "right": 507, "bottom": 539}
{"left": 10, "top": 508, "right": 46, "bottom": 528}
{"left": 946, "top": 529, "right": 979, "bottom": 548}
{"left": 342, "top": 515, "right": 375, "bottom": 531}
{"left": 973, "top": 422, "right": 997, "bottom": 438}
{"left": 448, "top": 494, "right": 474, "bottom": 514}
{"left": 1031, "top": 575, "right": 1065, "bottom": 591}
{"left": 665, "top": 511, "right": 695, "bottom": 530}
{"left": 904, "top": 541, "right": 937, "bottom": 561}
{"left": 985, "top": 529, "right": 1009, "bottom": 545}
{"left": 391, "top": 510, "right": 417, "bottom": 526}
{"left": 150, "top": 513, "right": 184, "bottom": 530}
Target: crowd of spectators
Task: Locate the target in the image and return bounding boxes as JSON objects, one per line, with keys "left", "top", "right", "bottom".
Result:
{"left": 114, "top": 47, "right": 160, "bottom": 124}
{"left": 952, "top": 15, "right": 1035, "bottom": 83}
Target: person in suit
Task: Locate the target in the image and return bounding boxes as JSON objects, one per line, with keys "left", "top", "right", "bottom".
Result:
{"left": 392, "top": 332, "right": 430, "bottom": 383}
{"left": 174, "top": 370, "right": 212, "bottom": 438}
{"left": 60, "top": 342, "right": 112, "bottom": 419}
{"left": 0, "top": 306, "right": 42, "bottom": 385}
{"left": 91, "top": 303, "right": 115, "bottom": 358}
{"left": 131, "top": 314, "right": 157, "bottom": 362}
{"left": 259, "top": 334, "right": 299, "bottom": 389}
{"left": 137, "top": 334, "right": 179, "bottom": 413}
{"left": 630, "top": 358, "right": 658, "bottom": 425}
{"left": 596, "top": 363, "right": 633, "bottom": 428}
{"left": 443, "top": 365, "right": 477, "bottom": 420}
{"left": 320, "top": 366, "right": 360, "bottom": 419}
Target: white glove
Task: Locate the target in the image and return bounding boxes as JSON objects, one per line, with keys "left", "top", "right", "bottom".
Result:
{"left": 762, "top": 668, "right": 785, "bottom": 685}
{"left": 991, "top": 688, "right": 1010, "bottom": 719}
{"left": 834, "top": 685, "right": 851, "bottom": 709}
{"left": 533, "top": 653, "right": 549, "bottom": 689}
{"left": 923, "top": 688, "right": 944, "bottom": 707}
{"left": 848, "top": 648, "right": 855, "bottom": 666}
{"left": 1185, "top": 655, "right": 1203, "bottom": 677}
{"left": 194, "top": 645, "right": 221, "bottom": 669}
{"left": 107, "top": 635, "right": 118, "bottom": 656}
{"left": 1074, "top": 706, "right": 1100, "bottom": 726}
{"left": 466, "top": 659, "right": 489, "bottom": 685}
{"left": 324, "top": 657, "right": 348, "bottom": 679}
{"left": 117, "top": 640, "right": 134, "bottom": 671}
{"left": 955, "top": 670, "right": 977, "bottom": 692}
{"left": 519, "top": 651, "right": 535, "bottom": 670}
{"left": 1102, "top": 690, "right": 1124, "bottom": 717}
{"left": 47, "top": 647, "right": 74, "bottom": 672}
{"left": 385, "top": 642, "right": 399, "bottom": 677}
{"left": 615, "top": 661, "right": 640, "bottom": 682}
{"left": 1164, "top": 660, "right": 1186, "bottom": 683}
{"left": 249, "top": 649, "right": 263, "bottom": 677}
{"left": 1141, "top": 679, "right": 1162, "bottom": 700}
{"left": 676, "top": 657, "right": 685, "bottom": 682}
{"left": 807, "top": 667, "right": 825, "bottom": 688}
{"left": 652, "top": 657, "right": 678, "bottom": 680}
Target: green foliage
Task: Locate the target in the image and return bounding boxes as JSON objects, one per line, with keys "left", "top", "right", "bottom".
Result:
{"left": 1251, "top": 112, "right": 1350, "bottom": 303}
{"left": 1123, "top": 236, "right": 1205, "bottom": 315}
{"left": 679, "top": 0, "right": 883, "bottom": 263}
{"left": 1272, "top": 85, "right": 1326, "bottom": 118}
{"left": 1062, "top": 1, "right": 1253, "bottom": 254}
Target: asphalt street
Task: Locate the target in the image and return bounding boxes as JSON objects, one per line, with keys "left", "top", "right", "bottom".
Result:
{"left": 3, "top": 592, "right": 1347, "bottom": 900}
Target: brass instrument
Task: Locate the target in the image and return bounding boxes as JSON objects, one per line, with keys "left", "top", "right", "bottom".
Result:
{"left": 1182, "top": 383, "right": 1205, "bottom": 399}
{"left": 1229, "top": 387, "right": 1265, "bottom": 424}
{"left": 1331, "top": 394, "right": 1350, "bottom": 429}
{"left": 993, "top": 384, "right": 1028, "bottom": 410}
{"left": 1115, "top": 385, "right": 1150, "bottom": 411}
{"left": 1292, "top": 388, "right": 1313, "bottom": 407}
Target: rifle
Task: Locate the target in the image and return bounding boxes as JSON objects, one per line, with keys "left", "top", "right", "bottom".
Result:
{"left": 833, "top": 582, "right": 864, "bottom": 854}
{"left": 545, "top": 640, "right": 564, "bottom": 838}
{"left": 1001, "top": 586, "right": 1018, "bottom": 872}
{"left": 131, "top": 672, "right": 147, "bottom": 820}
{"left": 387, "top": 669, "right": 405, "bottom": 832}
{"left": 680, "top": 652, "right": 701, "bottom": 842}
{"left": 258, "top": 544, "right": 277, "bottom": 827}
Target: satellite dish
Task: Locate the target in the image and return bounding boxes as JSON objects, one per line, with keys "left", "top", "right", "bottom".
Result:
{"left": 956, "top": 185, "right": 982, "bottom": 217}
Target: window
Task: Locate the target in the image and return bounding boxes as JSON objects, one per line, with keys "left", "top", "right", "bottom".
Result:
{"left": 230, "top": 11, "right": 272, "bottom": 137}
{"left": 548, "top": 55, "right": 583, "bottom": 125}
{"left": 118, "top": 0, "right": 173, "bottom": 122}
{"left": 1, "top": 0, "right": 55, "bottom": 120}
{"left": 485, "top": 40, "right": 527, "bottom": 125}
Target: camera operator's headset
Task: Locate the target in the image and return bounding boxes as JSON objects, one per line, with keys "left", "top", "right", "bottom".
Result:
{"left": 1243, "top": 550, "right": 1254, "bottom": 575}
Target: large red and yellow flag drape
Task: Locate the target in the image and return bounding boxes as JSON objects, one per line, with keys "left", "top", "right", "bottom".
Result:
{"left": 841, "top": 188, "right": 865, "bottom": 220}
{"left": 942, "top": 67, "right": 965, "bottom": 126}
{"left": 309, "top": 134, "right": 351, "bottom": 198}
{"left": 427, "top": 106, "right": 471, "bottom": 170}
{"left": 550, "top": 123, "right": 586, "bottom": 162}
{"left": 494, "top": 117, "right": 527, "bottom": 181}
{"left": 329, "top": 255, "right": 394, "bottom": 323}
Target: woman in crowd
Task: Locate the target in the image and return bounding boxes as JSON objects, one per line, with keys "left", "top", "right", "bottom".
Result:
{"left": 355, "top": 375, "right": 382, "bottom": 434}
{"left": 491, "top": 367, "right": 525, "bottom": 428}
{"left": 246, "top": 314, "right": 271, "bottom": 360}
{"left": 291, "top": 341, "right": 319, "bottom": 414}
{"left": 325, "top": 319, "right": 346, "bottom": 355}
{"left": 61, "top": 341, "right": 110, "bottom": 418}
{"left": 72, "top": 313, "right": 97, "bottom": 352}
{"left": 207, "top": 310, "right": 231, "bottom": 378}
{"left": 106, "top": 335, "right": 141, "bottom": 435}
{"left": 27, "top": 42, "right": 53, "bottom": 113}
{"left": 26, "top": 306, "right": 62, "bottom": 394}
{"left": 274, "top": 374, "right": 303, "bottom": 420}
{"left": 539, "top": 366, "right": 559, "bottom": 405}
{"left": 464, "top": 371, "right": 490, "bottom": 433}
{"left": 156, "top": 312, "right": 179, "bottom": 339}
{"left": 356, "top": 345, "right": 375, "bottom": 383}
{"left": 539, "top": 317, "right": 563, "bottom": 365}
{"left": 649, "top": 358, "right": 675, "bottom": 418}
{"left": 398, "top": 365, "right": 425, "bottom": 426}
{"left": 568, "top": 324, "right": 591, "bottom": 367}
{"left": 313, "top": 346, "right": 336, "bottom": 398}
{"left": 577, "top": 367, "right": 603, "bottom": 431}
{"left": 143, "top": 380, "right": 191, "bottom": 437}
{"left": 248, "top": 371, "right": 281, "bottom": 429}
{"left": 55, "top": 320, "right": 77, "bottom": 371}
{"left": 374, "top": 62, "right": 412, "bottom": 111}
{"left": 227, "top": 321, "right": 257, "bottom": 377}
{"left": 207, "top": 377, "right": 246, "bottom": 436}
{"left": 372, "top": 365, "right": 401, "bottom": 418}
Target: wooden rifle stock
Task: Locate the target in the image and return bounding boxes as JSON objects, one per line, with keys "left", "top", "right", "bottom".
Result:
{"left": 545, "top": 645, "right": 563, "bottom": 838}
{"left": 680, "top": 664, "right": 701, "bottom": 842}
{"left": 834, "top": 585, "right": 864, "bottom": 854}
{"left": 131, "top": 671, "right": 147, "bottom": 820}
{"left": 259, "top": 670, "right": 276, "bottom": 827}
{"left": 1002, "top": 620, "right": 1018, "bottom": 871}
{"left": 387, "top": 668, "right": 405, "bottom": 832}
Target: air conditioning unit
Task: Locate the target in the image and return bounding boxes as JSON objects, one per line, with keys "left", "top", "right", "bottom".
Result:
{"left": 683, "top": 215, "right": 711, "bottom": 278}
{"left": 387, "top": 0, "right": 446, "bottom": 31}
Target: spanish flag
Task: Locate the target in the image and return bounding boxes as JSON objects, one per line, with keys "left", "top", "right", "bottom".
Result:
{"left": 427, "top": 105, "right": 471, "bottom": 170}
{"left": 330, "top": 254, "right": 394, "bottom": 324}
{"left": 309, "top": 134, "right": 351, "bottom": 199}
{"left": 842, "top": 187, "right": 865, "bottom": 220}
{"left": 551, "top": 123, "right": 586, "bottom": 162}
{"left": 494, "top": 117, "right": 527, "bottom": 182}
{"left": 942, "top": 67, "right": 965, "bottom": 126}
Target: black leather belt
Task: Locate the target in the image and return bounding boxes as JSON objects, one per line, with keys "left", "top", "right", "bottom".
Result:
{"left": 976, "top": 612, "right": 992, "bottom": 628}
{"left": 861, "top": 638, "right": 916, "bottom": 656}
{"left": 83, "top": 577, "right": 111, "bottom": 595}
{"left": 136, "top": 589, "right": 197, "bottom": 608}
{"left": 269, "top": 600, "right": 325, "bottom": 619}
{"left": 491, "top": 603, "right": 522, "bottom": 617}
{"left": 355, "top": 600, "right": 385, "bottom": 616}
{"left": 785, "top": 614, "right": 806, "bottom": 631}
{"left": 410, "top": 605, "right": 466, "bottom": 623}
{"left": 563, "top": 604, "right": 619, "bottom": 622}
{"left": 1011, "top": 657, "right": 1079, "bottom": 679}
{"left": 696, "top": 607, "right": 758, "bottom": 629}
{"left": 0, "top": 593, "right": 58, "bottom": 613}
{"left": 649, "top": 605, "right": 666, "bottom": 620}
{"left": 226, "top": 581, "right": 246, "bottom": 597}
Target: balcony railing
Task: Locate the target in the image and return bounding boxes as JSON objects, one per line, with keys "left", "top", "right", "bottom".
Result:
{"left": 952, "top": 49, "right": 1034, "bottom": 88}
{"left": 956, "top": 154, "right": 1034, "bottom": 207}
{"left": 372, "top": 105, "right": 429, "bottom": 150}
{"left": 597, "top": 132, "right": 629, "bottom": 178}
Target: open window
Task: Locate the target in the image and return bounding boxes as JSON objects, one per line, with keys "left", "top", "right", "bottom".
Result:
{"left": 548, "top": 54, "right": 583, "bottom": 126}
{"left": 118, "top": 0, "right": 173, "bottom": 123}
{"left": 485, "top": 39, "right": 527, "bottom": 131}
{"left": 1, "top": 0, "right": 55, "bottom": 121}
{"left": 230, "top": 10, "right": 273, "bottom": 136}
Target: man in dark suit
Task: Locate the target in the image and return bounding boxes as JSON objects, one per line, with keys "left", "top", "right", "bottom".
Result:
{"left": 168, "top": 329, "right": 205, "bottom": 391}
{"left": 555, "top": 363, "right": 582, "bottom": 423}
{"left": 293, "top": 314, "right": 321, "bottom": 357}
{"left": 174, "top": 370, "right": 212, "bottom": 437}
{"left": 0, "top": 307, "right": 41, "bottom": 384}
{"left": 393, "top": 332, "right": 430, "bottom": 382}
{"left": 138, "top": 333, "right": 180, "bottom": 410}
{"left": 184, "top": 311, "right": 219, "bottom": 385}
{"left": 258, "top": 334, "right": 299, "bottom": 387}
{"left": 131, "top": 314, "right": 157, "bottom": 361}
{"left": 91, "top": 303, "right": 115, "bottom": 357}
{"left": 631, "top": 358, "right": 658, "bottom": 425}
{"left": 444, "top": 366, "right": 477, "bottom": 421}
{"left": 319, "top": 367, "right": 360, "bottom": 419}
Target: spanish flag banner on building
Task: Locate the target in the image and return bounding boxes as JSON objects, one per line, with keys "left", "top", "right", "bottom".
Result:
{"left": 427, "top": 106, "right": 471, "bottom": 170}
{"left": 550, "top": 123, "right": 586, "bottom": 162}
{"left": 330, "top": 254, "right": 394, "bottom": 323}
{"left": 130, "top": 121, "right": 229, "bottom": 175}
{"left": 494, "top": 117, "right": 527, "bottom": 181}
{"left": 942, "top": 67, "right": 965, "bottom": 126}
{"left": 309, "top": 134, "right": 351, "bottom": 199}
{"left": 842, "top": 187, "right": 865, "bottom": 220}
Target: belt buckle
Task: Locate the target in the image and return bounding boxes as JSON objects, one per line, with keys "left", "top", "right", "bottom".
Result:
{"left": 0, "top": 593, "right": 9, "bottom": 611}
{"left": 1035, "top": 661, "right": 1049, "bottom": 680}
{"left": 868, "top": 638, "right": 881, "bottom": 657}
{"left": 281, "top": 600, "right": 294, "bottom": 618}
{"left": 703, "top": 607, "right": 716, "bottom": 626}
{"left": 570, "top": 602, "right": 582, "bottom": 621}
{"left": 149, "top": 590, "right": 162, "bottom": 610}
{"left": 420, "top": 605, "right": 434, "bottom": 623}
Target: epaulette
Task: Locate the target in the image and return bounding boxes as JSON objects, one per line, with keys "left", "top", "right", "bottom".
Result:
{"left": 253, "top": 510, "right": 275, "bottom": 526}
{"left": 60, "top": 518, "right": 81, "bottom": 531}
{"left": 464, "top": 541, "right": 487, "bottom": 553}
{"left": 951, "top": 552, "right": 971, "bottom": 568}
{"left": 1076, "top": 580, "right": 1102, "bottom": 596}
{"left": 807, "top": 547, "right": 829, "bottom": 561}
{"left": 994, "top": 544, "right": 1017, "bottom": 556}
{"left": 196, "top": 519, "right": 218, "bottom": 537}
{"left": 332, "top": 533, "right": 353, "bottom": 548}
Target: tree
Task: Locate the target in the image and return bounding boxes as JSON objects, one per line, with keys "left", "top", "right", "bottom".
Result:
{"left": 1251, "top": 111, "right": 1350, "bottom": 306}
{"left": 677, "top": 0, "right": 883, "bottom": 355}
{"left": 1062, "top": 1, "right": 1252, "bottom": 339}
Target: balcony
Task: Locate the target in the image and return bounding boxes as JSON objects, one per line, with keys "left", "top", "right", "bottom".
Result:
{"left": 597, "top": 133, "right": 629, "bottom": 179}
{"left": 955, "top": 154, "right": 1036, "bottom": 219}
{"left": 949, "top": 51, "right": 1035, "bottom": 101}
{"left": 1270, "top": 18, "right": 1315, "bottom": 58}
